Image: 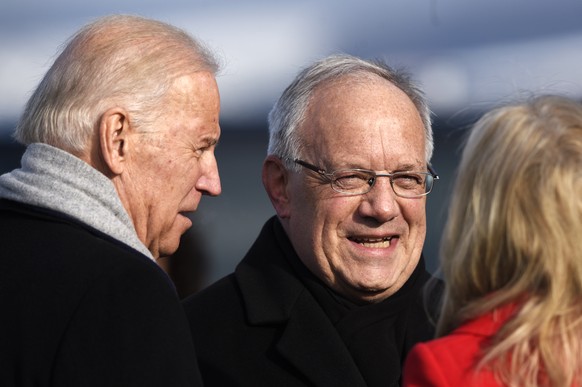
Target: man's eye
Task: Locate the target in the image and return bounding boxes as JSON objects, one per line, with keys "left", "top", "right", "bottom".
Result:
{"left": 393, "top": 174, "right": 423, "bottom": 188}
{"left": 193, "top": 146, "right": 210, "bottom": 157}
{"left": 334, "top": 172, "right": 370, "bottom": 189}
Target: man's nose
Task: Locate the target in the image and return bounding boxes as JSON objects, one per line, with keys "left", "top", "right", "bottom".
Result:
{"left": 357, "top": 176, "right": 400, "bottom": 223}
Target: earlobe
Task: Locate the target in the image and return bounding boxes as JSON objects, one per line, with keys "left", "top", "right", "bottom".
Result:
{"left": 262, "top": 156, "right": 291, "bottom": 218}
{"left": 99, "top": 108, "right": 129, "bottom": 175}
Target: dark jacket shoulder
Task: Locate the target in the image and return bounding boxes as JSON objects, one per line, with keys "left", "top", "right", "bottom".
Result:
{"left": 0, "top": 199, "right": 202, "bottom": 387}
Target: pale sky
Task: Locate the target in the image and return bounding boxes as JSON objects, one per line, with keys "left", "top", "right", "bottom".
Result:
{"left": 2, "top": 0, "right": 582, "bottom": 129}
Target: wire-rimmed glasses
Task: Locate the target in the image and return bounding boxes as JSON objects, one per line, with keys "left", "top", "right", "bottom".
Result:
{"left": 293, "top": 159, "right": 439, "bottom": 198}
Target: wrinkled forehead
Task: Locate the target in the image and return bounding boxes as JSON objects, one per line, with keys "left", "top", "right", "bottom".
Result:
{"left": 299, "top": 77, "right": 426, "bottom": 169}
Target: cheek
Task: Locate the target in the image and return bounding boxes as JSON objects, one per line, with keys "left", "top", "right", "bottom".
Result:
{"left": 324, "top": 196, "right": 361, "bottom": 225}
{"left": 402, "top": 201, "right": 427, "bottom": 238}
{"left": 134, "top": 159, "right": 172, "bottom": 194}
{"left": 165, "top": 159, "right": 198, "bottom": 191}
{"left": 316, "top": 198, "right": 357, "bottom": 246}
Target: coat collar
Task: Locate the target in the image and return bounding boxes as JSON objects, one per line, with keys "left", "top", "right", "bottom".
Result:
{"left": 235, "top": 216, "right": 368, "bottom": 387}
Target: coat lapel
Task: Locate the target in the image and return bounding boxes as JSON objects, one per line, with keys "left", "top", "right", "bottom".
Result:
{"left": 276, "top": 290, "right": 368, "bottom": 387}
{"left": 235, "top": 217, "right": 367, "bottom": 387}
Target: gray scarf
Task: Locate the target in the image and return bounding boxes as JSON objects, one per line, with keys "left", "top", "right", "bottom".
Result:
{"left": 0, "top": 143, "right": 153, "bottom": 260}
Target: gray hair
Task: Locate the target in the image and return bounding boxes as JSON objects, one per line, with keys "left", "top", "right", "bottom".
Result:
{"left": 15, "top": 14, "right": 220, "bottom": 153}
{"left": 267, "top": 54, "right": 433, "bottom": 170}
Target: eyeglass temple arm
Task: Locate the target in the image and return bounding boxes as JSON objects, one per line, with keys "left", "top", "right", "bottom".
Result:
{"left": 428, "top": 165, "right": 439, "bottom": 180}
{"left": 294, "top": 159, "right": 327, "bottom": 175}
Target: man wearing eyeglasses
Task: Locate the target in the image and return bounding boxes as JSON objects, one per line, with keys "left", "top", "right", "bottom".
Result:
{"left": 183, "top": 54, "right": 443, "bottom": 387}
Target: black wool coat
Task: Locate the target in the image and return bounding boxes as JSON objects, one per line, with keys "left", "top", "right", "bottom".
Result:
{"left": 184, "top": 216, "right": 441, "bottom": 387}
{"left": 0, "top": 199, "right": 203, "bottom": 387}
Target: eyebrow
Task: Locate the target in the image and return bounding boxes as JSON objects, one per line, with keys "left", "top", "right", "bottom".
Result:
{"left": 393, "top": 163, "right": 426, "bottom": 172}
{"left": 200, "top": 136, "right": 219, "bottom": 148}
{"left": 331, "top": 162, "right": 426, "bottom": 172}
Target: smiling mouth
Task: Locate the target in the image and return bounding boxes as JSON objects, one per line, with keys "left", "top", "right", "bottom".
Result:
{"left": 349, "top": 236, "right": 394, "bottom": 248}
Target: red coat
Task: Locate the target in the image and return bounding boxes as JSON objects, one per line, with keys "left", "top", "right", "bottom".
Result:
{"left": 403, "top": 303, "right": 517, "bottom": 386}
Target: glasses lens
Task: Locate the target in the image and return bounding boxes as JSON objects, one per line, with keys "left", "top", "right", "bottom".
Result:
{"left": 331, "top": 170, "right": 374, "bottom": 194}
{"left": 392, "top": 172, "right": 433, "bottom": 198}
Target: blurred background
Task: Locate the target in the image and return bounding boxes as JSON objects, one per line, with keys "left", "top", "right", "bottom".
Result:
{"left": 2, "top": 0, "right": 582, "bottom": 298}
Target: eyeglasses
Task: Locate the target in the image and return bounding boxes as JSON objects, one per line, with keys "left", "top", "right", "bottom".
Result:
{"left": 293, "top": 159, "right": 439, "bottom": 198}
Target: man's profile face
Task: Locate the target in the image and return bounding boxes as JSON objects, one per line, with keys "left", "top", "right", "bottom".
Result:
{"left": 284, "top": 76, "right": 428, "bottom": 303}
{"left": 123, "top": 71, "right": 222, "bottom": 259}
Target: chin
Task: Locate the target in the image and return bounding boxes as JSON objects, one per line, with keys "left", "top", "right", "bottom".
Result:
{"left": 353, "top": 278, "right": 401, "bottom": 300}
{"left": 348, "top": 289, "right": 389, "bottom": 304}
{"left": 157, "top": 238, "right": 182, "bottom": 259}
{"left": 336, "top": 280, "right": 388, "bottom": 303}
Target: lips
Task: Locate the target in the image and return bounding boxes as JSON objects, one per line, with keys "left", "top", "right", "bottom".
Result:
{"left": 348, "top": 236, "right": 395, "bottom": 248}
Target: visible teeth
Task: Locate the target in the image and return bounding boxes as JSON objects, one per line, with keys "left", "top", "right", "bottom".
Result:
{"left": 352, "top": 237, "right": 392, "bottom": 248}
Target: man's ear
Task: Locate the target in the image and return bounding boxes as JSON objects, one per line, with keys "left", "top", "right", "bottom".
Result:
{"left": 262, "top": 155, "right": 292, "bottom": 218}
{"left": 99, "top": 107, "right": 129, "bottom": 175}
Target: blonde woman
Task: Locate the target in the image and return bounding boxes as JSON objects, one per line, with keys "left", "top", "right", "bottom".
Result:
{"left": 403, "top": 95, "right": 582, "bottom": 386}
